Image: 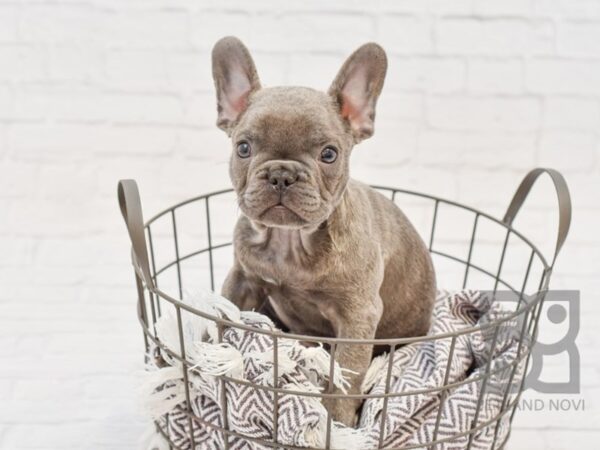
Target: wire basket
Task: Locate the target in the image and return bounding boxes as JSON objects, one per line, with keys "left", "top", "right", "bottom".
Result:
{"left": 118, "top": 168, "right": 571, "bottom": 450}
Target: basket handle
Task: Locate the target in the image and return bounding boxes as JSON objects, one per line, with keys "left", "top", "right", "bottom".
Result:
{"left": 118, "top": 179, "right": 155, "bottom": 290}
{"left": 502, "top": 168, "right": 571, "bottom": 268}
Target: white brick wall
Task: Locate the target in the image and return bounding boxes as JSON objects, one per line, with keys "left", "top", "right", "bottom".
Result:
{"left": 1, "top": 1, "right": 599, "bottom": 449}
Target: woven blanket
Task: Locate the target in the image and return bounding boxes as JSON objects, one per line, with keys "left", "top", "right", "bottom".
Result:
{"left": 142, "top": 290, "right": 526, "bottom": 450}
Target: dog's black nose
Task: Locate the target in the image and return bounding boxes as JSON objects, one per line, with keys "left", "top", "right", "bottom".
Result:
{"left": 268, "top": 169, "right": 298, "bottom": 190}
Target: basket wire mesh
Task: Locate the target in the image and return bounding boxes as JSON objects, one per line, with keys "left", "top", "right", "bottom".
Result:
{"left": 118, "top": 168, "right": 571, "bottom": 450}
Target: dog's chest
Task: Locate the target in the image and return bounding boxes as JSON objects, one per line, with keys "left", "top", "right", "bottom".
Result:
{"left": 264, "top": 284, "right": 335, "bottom": 336}
{"left": 241, "top": 228, "right": 323, "bottom": 287}
{"left": 238, "top": 228, "right": 336, "bottom": 335}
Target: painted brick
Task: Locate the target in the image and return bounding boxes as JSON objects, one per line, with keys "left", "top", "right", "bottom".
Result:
{"left": 472, "top": 0, "right": 533, "bottom": 16}
{"left": 104, "top": 93, "right": 186, "bottom": 125}
{"left": 246, "top": 51, "right": 289, "bottom": 86}
{"left": 0, "top": 237, "right": 34, "bottom": 266}
{"left": 13, "top": 86, "right": 105, "bottom": 122}
{"left": 543, "top": 97, "right": 600, "bottom": 131}
{"left": 6, "top": 123, "right": 105, "bottom": 162}
{"left": 436, "top": 19, "right": 555, "bottom": 56}
{"left": 534, "top": 0, "right": 600, "bottom": 20}
{"left": 47, "top": 45, "right": 104, "bottom": 83}
{"left": 0, "top": 45, "right": 47, "bottom": 82}
{"left": 378, "top": 15, "right": 433, "bottom": 54}
{"left": 558, "top": 21, "right": 600, "bottom": 57}
{"left": 526, "top": 59, "right": 600, "bottom": 95}
{"left": 386, "top": 57, "right": 466, "bottom": 93}
{"left": 0, "top": 162, "right": 38, "bottom": 198}
{"left": 190, "top": 11, "right": 252, "bottom": 50}
{"left": 106, "top": 11, "right": 191, "bottom": 49}
{"left": 0, "top": 85, "right": 14, "bottom": 120}
{"left": 105, "top": 49, "right": 169, "bottom": 90}
{"left": 19, "top": 4, "right": 103, "bottom": 45}
{"left": 467, "top": 59, "right": 524, "bottom": 93}
{"left": 288, "top": 54, "right": 343, "bottom": 88}
{"left": 250, "top": 13, "right": 376, "bottom": 52}
{"left": 165, "top": 50, "right": 213, "bottom": 92}
{"left": 184, "top": 92, "right": 220, "bottom": 127}
{"left": 0, "top": 6, "right": 19, "bottom": 42}
{"left": 178, "top": 128, "right": 231, "bottom": 161}
{"left": 97, "top": 125, "right": 179, "bottom": 156}
{"left": 417, "top": 130, "right": 537, "bottom": 169}
{"left": 377, "top": 92, "right": 424, "bottom": 122}
{"left": 379, "top": 0, "right": 472, "bottom": 15}
{"left": 0, "top": 3, "right": 599, "bottom": 450}
{"left": 538, "top": 131, "right": 597, "bottom": 171}
{"left": 354, "top": 121, "right": 419, "bottom": 165}
{"left": 426, "top": 96, "right": 542, "bottom": 131}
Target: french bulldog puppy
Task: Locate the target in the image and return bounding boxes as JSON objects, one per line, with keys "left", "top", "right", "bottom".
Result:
{"left": 212, "top": 36, "right": 436, "bottom": 426}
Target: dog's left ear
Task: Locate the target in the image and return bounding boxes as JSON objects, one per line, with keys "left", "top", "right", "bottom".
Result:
{"left": 212, "top": 36, "right": 261, "bottom": 134}
{"left": 328, "top": 43, "right": 387, "bottom": 143}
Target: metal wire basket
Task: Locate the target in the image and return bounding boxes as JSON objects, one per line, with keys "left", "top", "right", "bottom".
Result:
{"left": 118, "top": 168, "right": 571, "bottom": 450}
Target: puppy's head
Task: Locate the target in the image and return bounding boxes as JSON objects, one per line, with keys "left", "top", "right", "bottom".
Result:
{"left": 212, "top": 36, "right": 387, "bottom": 230}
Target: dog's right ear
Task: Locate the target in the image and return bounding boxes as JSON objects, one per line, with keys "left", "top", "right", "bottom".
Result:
{"left": 212, "top": 36, "right": 261, "bottom": 134}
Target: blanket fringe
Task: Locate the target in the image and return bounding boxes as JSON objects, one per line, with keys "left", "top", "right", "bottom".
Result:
{"left": 155, "top": 289, "right": 243, "bottom": 358}
{"left": 249, "top": 348, "right": 299, "bottom": 386}
{"left": 139, "top": 289, "right": 516, "bottom": 450}
{"left": 138, "top": 366, "right": 187, "bottom": 418}
{"left": 140, "top": 425, "right": 170, "bottom": 450}
{"left": 192, "top": 342, "right": 245, "bottom": 379}
{"left": 305, "top": 411, "right": 369, "bottom": 450}
{"left": 301, "top": 345, "right": 356, "bottom": 394}
{"left": 330, "top": 426, "right": 370, "bottom": 450}
{"left": 361, "top": 352, "right": 389, "bottom": 393}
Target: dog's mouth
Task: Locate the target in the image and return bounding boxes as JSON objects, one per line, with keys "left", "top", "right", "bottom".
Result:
{"left": 259, "top": 201, "right": 307, "bottom": 227}
{"left": 240, "top": 177, "right": 328, "bottom": 229}
{"left": 268, "top": 203, "right": 288, "bottom": 212}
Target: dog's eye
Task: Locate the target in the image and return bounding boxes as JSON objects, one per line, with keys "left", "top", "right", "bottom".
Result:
{"left": 320, "top": 146, "right": 337, "bottom": 164}
{"left": 236, "top": 141, "right": 251, "bottom": 158}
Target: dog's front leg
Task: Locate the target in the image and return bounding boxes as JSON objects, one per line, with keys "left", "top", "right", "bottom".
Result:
{"left": 322, "top": 294, "right": 383, "bottom": 427}
{"left": 221, "top": 264, "right": 266, "bottom": 311}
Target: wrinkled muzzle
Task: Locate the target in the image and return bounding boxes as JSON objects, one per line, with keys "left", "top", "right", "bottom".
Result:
{"left": 239, "top": 160, "right": 328, "bottom": 229}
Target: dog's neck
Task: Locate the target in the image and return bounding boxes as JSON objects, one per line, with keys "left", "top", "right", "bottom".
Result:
{"left": 246, "top": 189, "right": 351, "bottom": 260}
{"left": 248, "top": 221, "right": 327, "bottom": 259}
{"left": 270, "top": 226, "right": 320, "bottom": 257}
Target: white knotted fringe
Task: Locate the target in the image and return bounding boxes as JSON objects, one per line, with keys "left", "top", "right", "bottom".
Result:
{"left": 240, "top": 309, "right": 275, "bottom": 326}
{"left": 142, "top": 289, "right": 369, "bottom": 449}
{"left": 304, "top": 404, "right": 369, "bottom": 450}
{"left": 330, "top": 426, "right": 370, "bottom": 450}
{"left": 141, "top": 289, "right": 515, "bottom": 449}
{"left": 192, "top": 342, "right": 245, "bottom": 379}
{"left": 248, "top": 348, "right": 299, "bottom": 386}
{"left": 138, "top": 366, "right": 187, "bottom": 418}
{"left": 140, "top": 424, "right": 170, "bottom": 450}
{"left": 190, "top": 289, "right": 242, "bottom": 342}
{"left": 152, "top": 289, "right": 244, "bottom": 365}
{"left": 300, "top": 345, "right": 356, "bottom": 394}
{"left": 361, "top": 352, "right": 389, "bottom": 393}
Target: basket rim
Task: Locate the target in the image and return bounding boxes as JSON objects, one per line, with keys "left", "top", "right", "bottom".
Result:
{"left": 141, "top": 282, "right": 545, "bottom": 346}
{"left": 143, "top": 185, "right": 550, "bottom": 272}
{"left": 135, "top": 185, "right": 551, "bottom": 346}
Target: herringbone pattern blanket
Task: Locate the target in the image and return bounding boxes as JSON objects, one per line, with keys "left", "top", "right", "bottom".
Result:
{"left": 142, "top": 290, "right": 525, "bottom": 449}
